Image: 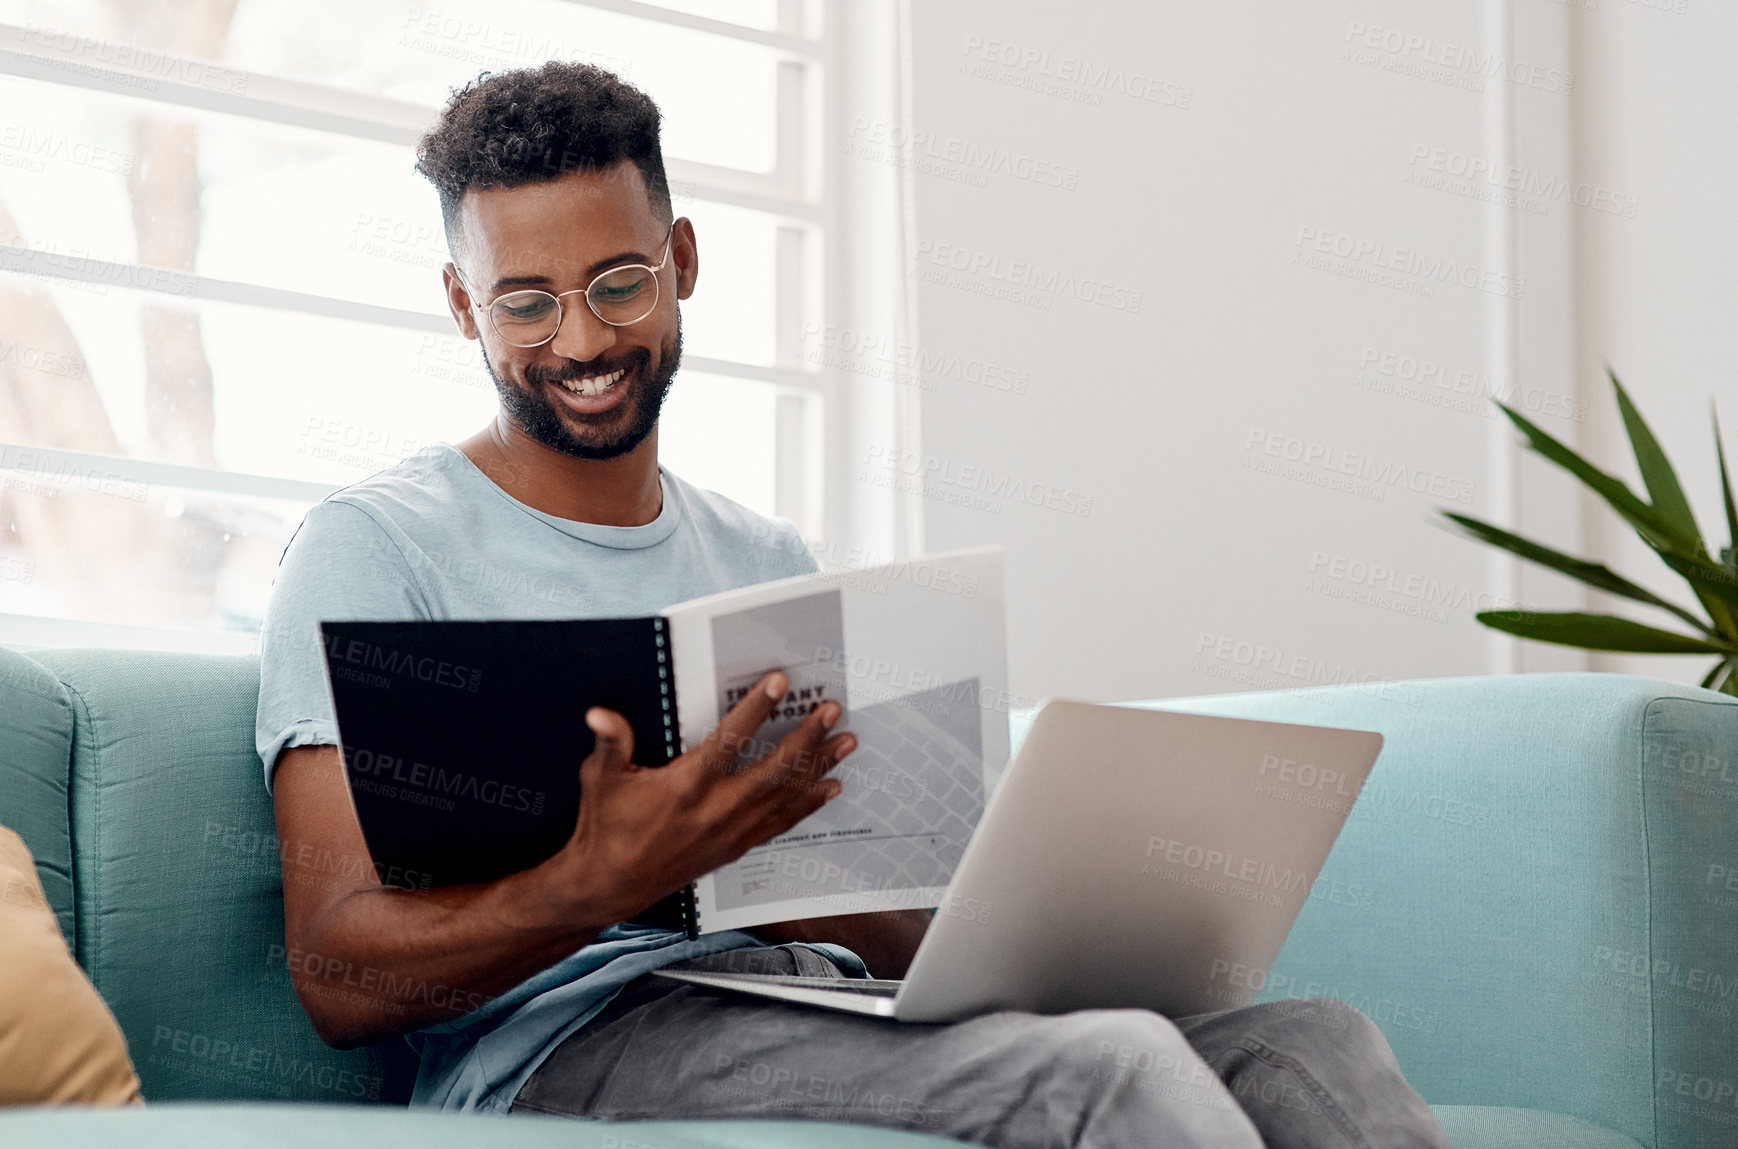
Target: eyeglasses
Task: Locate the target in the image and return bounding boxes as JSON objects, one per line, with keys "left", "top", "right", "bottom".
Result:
{"left": 458, "top": 221, "right": 677, "bottom": 347}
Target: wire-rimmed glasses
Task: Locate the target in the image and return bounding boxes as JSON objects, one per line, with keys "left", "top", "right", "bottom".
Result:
{"left": 459, "top": 220, "right": 678, "bottom": 347}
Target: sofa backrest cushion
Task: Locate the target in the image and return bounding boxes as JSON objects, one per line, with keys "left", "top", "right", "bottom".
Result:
{"left": 0, "top": 645, "right": 77, "bottom": 946}
{"left": 27, "top": 648, "right": 412, "bottom": 1105}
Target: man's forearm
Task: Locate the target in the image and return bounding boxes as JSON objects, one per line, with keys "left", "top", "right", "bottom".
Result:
{"left": 751, "top": 909, "right": 932, "bottom": 979}
{"left": 288, "top": 855, "right": 614, "bottom": 1049}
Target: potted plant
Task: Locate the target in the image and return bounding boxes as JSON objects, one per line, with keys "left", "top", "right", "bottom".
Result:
{"left": 1442, "top": 371, "right": 1738, "bottom": 695}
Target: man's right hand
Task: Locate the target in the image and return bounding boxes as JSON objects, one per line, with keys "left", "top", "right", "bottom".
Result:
{"left": 273, "top": 669, "right": 852, "bottom": 1049}
{"left": 546, "top": 670, "right": 855, "bottom": 925}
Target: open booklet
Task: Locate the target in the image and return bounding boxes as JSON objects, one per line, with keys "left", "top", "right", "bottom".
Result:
{"left": 320, "top": 544, "right": 1008, "bottom": 937}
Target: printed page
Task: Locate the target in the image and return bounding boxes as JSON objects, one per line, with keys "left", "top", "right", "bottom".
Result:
{"left": 663, "top": 546, "right": 1009, "bottom": 934}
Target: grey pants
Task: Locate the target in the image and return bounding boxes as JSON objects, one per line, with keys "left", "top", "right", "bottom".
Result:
{"left": 512, "top": 945, "right": 1448, "bottom": 1149}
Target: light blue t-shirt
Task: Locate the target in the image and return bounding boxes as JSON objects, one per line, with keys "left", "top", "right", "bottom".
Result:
{"left": 255, "top": 442, "right": 865, "bottom": 1112}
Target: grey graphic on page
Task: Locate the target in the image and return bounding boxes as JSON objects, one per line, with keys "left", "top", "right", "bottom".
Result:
{"left": 714, "top": 677, "right": 986, "bottom": 913}
{"left": 711, "top": 589, "right": 847, "bottom": 759}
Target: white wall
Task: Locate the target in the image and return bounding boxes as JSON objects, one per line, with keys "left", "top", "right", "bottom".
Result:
{"left": 1569, "top": 1, "right": 1738, "bottom": 686}
{"left": 887, "top": 0, "right": 1630, "bottom": 706}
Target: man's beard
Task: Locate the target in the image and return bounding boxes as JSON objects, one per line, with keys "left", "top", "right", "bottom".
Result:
{"left": 480, "top": 318, "right": 682, "bottom": 461}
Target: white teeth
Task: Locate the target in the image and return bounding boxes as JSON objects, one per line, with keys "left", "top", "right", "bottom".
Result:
{"left": 562, "top": 368, "right": 625, "bottom": 397}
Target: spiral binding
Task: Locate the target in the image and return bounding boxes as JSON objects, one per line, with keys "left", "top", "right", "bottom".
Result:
{"left": 653, "top": 619, "right": 700, "bottom": 939}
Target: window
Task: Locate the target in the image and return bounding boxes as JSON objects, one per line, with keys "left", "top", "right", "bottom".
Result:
{"left": 0, "top": 0, "right": 834, "bottom": 650}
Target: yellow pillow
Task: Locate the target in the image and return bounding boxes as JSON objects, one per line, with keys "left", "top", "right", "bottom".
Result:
{"left": 0, "top": 825, "right": 142, "bottom": 1106}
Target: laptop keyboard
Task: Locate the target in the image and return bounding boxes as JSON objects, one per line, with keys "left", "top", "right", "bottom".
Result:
{"left": 722, "top": 974, "right": 904, "bottom": 998}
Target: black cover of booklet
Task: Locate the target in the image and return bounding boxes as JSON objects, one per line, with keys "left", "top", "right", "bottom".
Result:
{"left": 321, "top": 617, "right": 695, "bottom": 935}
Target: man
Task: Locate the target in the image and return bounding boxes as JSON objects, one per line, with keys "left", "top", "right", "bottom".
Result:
{"left": 258, "top": 61, "right": 1447, "bottom": 1148}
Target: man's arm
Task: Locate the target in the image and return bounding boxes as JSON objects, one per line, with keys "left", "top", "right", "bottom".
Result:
{"left": 275, "top": 673, "right": 853, "bottom": 1049}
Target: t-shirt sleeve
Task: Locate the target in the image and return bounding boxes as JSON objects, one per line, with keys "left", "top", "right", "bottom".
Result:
{"left": 778, "top": 519, "right": 821, "bottom": 577}
{"left": 256, "top": 499, "right": 426, "bottom": 792}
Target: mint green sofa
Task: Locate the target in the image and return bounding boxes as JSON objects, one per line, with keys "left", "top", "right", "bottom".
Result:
{"left": 0, "top": 645, "right": 1731, "bottom": 1148}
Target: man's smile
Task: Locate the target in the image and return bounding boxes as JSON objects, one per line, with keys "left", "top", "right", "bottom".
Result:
{"left": 546, "top": 362, "right": 635, "bottom": 415}
{"left": 562, "top": 367, "right": 625, "bottom": 397}
{"left": 520, "top": 347, "right": 654, "bottom": 420}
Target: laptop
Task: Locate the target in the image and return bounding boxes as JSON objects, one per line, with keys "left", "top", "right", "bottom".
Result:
{"left": 654, "top": 699, "right": 1383, "bottom": 1022}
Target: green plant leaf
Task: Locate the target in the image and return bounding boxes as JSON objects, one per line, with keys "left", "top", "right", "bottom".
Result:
{"left": 1498, "top": 395, "right": 1738, "bottom": 639}
{"left": 1474, "top": 610, "right": 1737, "bottom": 653}
{"left": 1611, "top": 368, "right": 1702, "bottom": 547}
{"left": 1700, "top": 659, "right": 1728, "bottom": 690}
{"left": 1716, "top": 402, "right": 1738, "bottom": 570}
{"left": 1441, "top": 511, "right": 1712, "bottom": 633}
{"left": 1494, "top": 401, "right": 1688, "bottom": 552}
{"left": 1654, "top": 549, "right": 1738, "bottom": 611}
{"left": 1650, "top": 548, "right": 1738, "bottom": 648}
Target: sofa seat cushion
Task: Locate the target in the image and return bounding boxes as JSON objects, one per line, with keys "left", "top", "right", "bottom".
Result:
{"left": 0, "top": 1103, "right": 973, "bottom": 1147}
{"left": 1433, "top": 1105, "right": 1645, "bottom": 1148}
{"left": 0, "top": 1102, "right": 1649, "bottom": 1147}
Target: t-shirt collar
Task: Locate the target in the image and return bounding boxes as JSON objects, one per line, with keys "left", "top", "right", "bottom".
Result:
{"left": 440, "top": 442, "right": 682, "bottom": 550}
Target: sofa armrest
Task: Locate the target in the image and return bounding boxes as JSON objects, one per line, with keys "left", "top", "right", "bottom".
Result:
{"left": 27, "top": 648, "right": 415, "bottom": 1106}
{"left": 1013, "top": 672, "right": 1738, "bottom": 1149}
{"left": 0, "top": 645, "right": 78, "bottom": 947}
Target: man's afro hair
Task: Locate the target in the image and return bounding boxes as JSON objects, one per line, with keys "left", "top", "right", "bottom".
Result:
{"left": 415, "top": 61, "right": 672, "bottom": 235}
